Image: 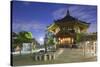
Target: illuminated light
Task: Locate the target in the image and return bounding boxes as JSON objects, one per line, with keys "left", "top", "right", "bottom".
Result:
{"left": 86, "top": 41, "right": 89, "bottom": 44}
{"left": 63, "top": 38, "right": 65, "bottom": 41}
{"left": 58, "top": 37, "right": 73, "bottom": 44}
{"left": 72, "top": 38, "right": 73, "bottom": 42}
{"left": 39, "top": 37, "right": 44, "bottom": 44}
{"left": 65, "top": 38, "right": 67, "bottom": 40}
{"left": 60, "top": 39, "right": 63, "bottom": 43}
{"left": 59, "top": 38, "right": 60, "bottom": 40}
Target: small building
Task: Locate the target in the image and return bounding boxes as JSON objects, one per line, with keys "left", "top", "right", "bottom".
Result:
{"left": 20, "top": 38, "right": 39, "bottom": 53}
{"left": 12, "top": 32, "right": 39, "bottom": 53}
{"left": 12, "top": 32, "right": 18, "bottom": 52}
{"left": 47, "top": 10, "right": 90, "bottom": 47}
{"left": 80, "top": 32, "right": 97, "bottom": 56}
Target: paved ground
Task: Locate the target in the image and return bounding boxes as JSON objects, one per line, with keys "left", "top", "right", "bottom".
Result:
{"left": 12, "top": 48, "right": 97, "bottom": 66}
{"left": 55, "top": 48, "right": 96, "bottom": 63}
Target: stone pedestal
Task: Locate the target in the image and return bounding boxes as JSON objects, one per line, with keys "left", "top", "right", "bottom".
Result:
{"left": 34, "top": 55, "right": 38, "bottom": 61}
{"left": 33, "top": 53, "right": 56, "bottom": 61}
{"left": 44, "top": 54, "right": 47, "bottom": 61}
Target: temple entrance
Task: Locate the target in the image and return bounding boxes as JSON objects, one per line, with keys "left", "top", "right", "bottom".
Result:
{"left": 58, "top": 37, "right": 74, "bottom": 47}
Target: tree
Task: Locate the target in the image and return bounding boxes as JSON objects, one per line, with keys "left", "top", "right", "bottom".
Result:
{"left": 47, "top": 37, "right": 55, "bottom": 46}
{"left": 76, "top": 33, "right": 85, "bottom": 43}
{"left": 47, "top": 33, "right": 58, "bottom": 50}
{"left": 13, "top": 31, "right": 33, "bottom": 54}
{"left": 17, "top": 31, "right": 33, "bottom": 42}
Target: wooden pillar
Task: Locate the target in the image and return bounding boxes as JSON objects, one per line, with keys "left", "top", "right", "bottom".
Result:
{"left": 71, "top": 37, "right": 73, "bottom": 47}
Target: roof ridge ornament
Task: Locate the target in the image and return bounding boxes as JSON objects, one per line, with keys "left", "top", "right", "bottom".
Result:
{"left": 67, "top": 9, "right": 70, "bottom": 16}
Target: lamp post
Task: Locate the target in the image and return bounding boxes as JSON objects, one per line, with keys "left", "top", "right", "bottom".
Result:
{"left": 44, "top": 34, "right": 48, "bottom": 53}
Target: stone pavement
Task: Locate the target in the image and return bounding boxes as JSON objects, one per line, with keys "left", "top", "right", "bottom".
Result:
{"left": 54, "top": 48, "right": 96, "bottom": 63}
{"left": 12, "top": 48, "right": 97, "bottom": 66}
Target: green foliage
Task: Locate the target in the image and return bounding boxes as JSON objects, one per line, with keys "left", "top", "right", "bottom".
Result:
{"left": 25, "top": 32, "right": 33, "bottom": 39}
{"left": 13, "top": 31, "right": 33, "bottom": 48}
{"left": 19, "top": 31, "right": 32, "bottom": 39}
{"left": 76, "top": 33, "right": 85, "bottom": 43}
{"left": 17, "top": 31, "right": 33, "bottom": 42}
{"left": 47, "top": 34, "right": 55, "bottom": 46}
{"left": 12, "top": 43, "right": 17, "bottom": 49}
{"left": 47, "top": 38, "right": 55, "bottom": 45}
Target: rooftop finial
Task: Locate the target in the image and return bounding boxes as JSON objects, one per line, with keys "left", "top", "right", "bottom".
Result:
{"left": 67, "top": 9, "right": 70, "bottom": 16}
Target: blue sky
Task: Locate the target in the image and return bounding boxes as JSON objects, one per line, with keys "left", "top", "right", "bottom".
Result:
{"left": 12, "top": 1, "right": 97, "bottom": 44}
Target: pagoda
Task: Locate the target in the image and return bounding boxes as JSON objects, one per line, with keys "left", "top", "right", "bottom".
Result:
{"left": 47, "top": 10, "right": 90, "bottom": 48}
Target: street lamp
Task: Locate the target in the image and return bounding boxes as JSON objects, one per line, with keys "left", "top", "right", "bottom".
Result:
{"left": 44, "top": 34, "right": 48, "bottom": 53}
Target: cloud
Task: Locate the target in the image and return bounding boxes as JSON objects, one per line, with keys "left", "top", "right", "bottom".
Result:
{"left": 22, "top": 1, "right": 31, "bottom": 5}
{"left": 52, "top": 8, "right": 67, "bottom": 20}
{"left": 52, "top": 6, "right": 86, "bottom": 20}
{"left": 88, "top": 23, "right": 97, "bottom": 33}
{"left": 12, "top": 20, "right": 46, "bottom": 32}
{"left": 52, "top": 5, "right": 97, "bottom": 23}
{"left": 52, "top": 6, "right": 97, "bottom": 33}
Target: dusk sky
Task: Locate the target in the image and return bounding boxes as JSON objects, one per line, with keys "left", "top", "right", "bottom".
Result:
{"left": 12, "top": 1, "right": 97, "bottom": 44}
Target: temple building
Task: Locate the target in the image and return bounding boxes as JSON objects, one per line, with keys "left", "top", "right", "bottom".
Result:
{"left": 47, "top": 10, "right": 90, "bottom": 47}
